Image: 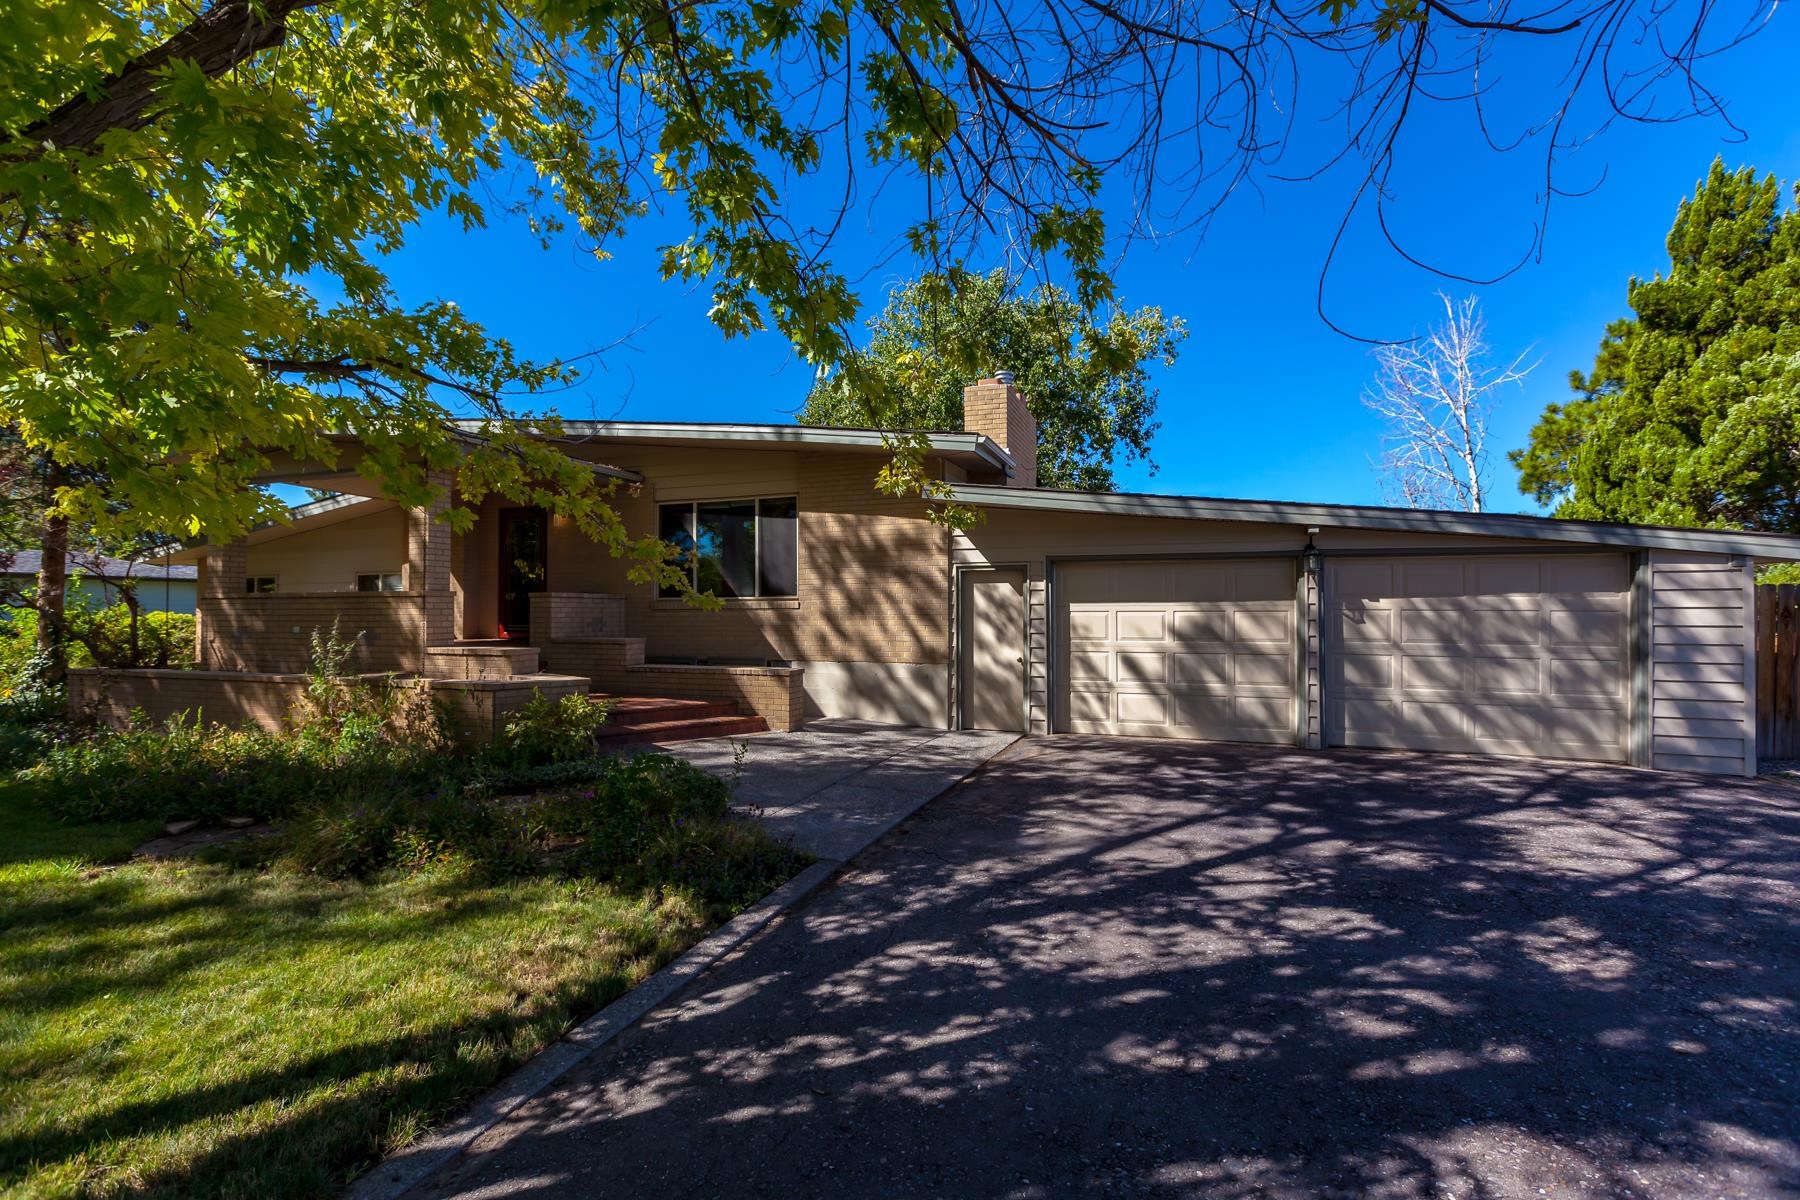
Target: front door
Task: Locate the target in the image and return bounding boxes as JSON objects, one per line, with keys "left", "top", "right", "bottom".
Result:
{"left": 961, "top": 569, "right": 1027, "bottom": 732}
{"left": 497, "top": 507, "right": 547, "bottom": 640}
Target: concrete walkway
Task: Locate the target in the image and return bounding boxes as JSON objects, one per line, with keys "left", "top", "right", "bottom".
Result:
{"left": 664, "top": 719, "right": 1018, "bottom": 860}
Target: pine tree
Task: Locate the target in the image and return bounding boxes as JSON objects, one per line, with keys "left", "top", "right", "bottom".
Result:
{"left": 1510, "top": 160, "right": 1800, "bottom": 530}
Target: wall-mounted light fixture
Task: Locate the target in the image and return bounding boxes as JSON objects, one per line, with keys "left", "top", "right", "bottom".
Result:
{"left": 1302, "top": 526, "right": 1322, "bottom": 575}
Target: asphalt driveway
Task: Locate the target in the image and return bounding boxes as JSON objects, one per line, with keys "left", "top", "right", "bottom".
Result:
{"left": 410, "top": 738, "right": 1800, "bottom": 1199}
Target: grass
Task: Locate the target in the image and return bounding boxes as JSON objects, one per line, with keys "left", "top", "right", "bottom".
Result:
{"left": 0, "top": 781, "right": 766, "bottom": 1199}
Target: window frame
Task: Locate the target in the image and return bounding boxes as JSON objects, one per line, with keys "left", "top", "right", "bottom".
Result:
{"left": 657, "top": 494, "right": 799, "bottom": 600}
{"left": 244, "top": 575, "right": 278, "bottom": 594}
{"left": 355, "top": 571, "right": 405, "bottom": 593}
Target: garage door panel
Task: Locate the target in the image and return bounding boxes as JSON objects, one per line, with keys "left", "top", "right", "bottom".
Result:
{"left": 1116, "top": 610, "right": 1167, "bottom": 640}
{"left": 1469, "top": 656, "right": 1541, "bottom": 693}
{"left": 1059, "top": 560, "right": 1297, "bottom": 744}
{"left": 1171, "top": 652, "right": 1232, "bottom": 688}
{"left": 1235, "top": 650, "right": 1291, "bottom": 687}
{"left": 1550, "top": 658, "right": 1622, "bottom": 698}
{"left": 1233, "top": 695, "right": 1295, "bottom": 731}
{"left": 1551, "top": 608, "right": 1624, "bottom": 643}
{"left": 1398, "top": 560, "right": 1466, "bottom": 597}
{"left": 1469, "top": 558, "right": 1541, "bottom": 593}
{"left": 1333, "top": 651, "right": 1395, "bottom": 690}
{"left": 1233, "top": 608, "right": 1291, "bottom": 643}
{"left": 1401, "top": 655, "right": 1463, "bottom": 691}
{"left": 1068, "top": 648, "right": 1111, "bottom": 681}
{"left": 1068, "top": 690, "right": 1111, "bottom": 723}
{"left": 1171, "top": 609, "right": 1233, "bottom": 644}
{"left": 1115, "top": 691, "right": 1170, "bottom": 725}
{"left": 1333, "top": 605, "right": 1392, "bottom": 643}
{"left": 1326, "top": 554, "right": 1628, "bottom": 763}
{"left": 1547, "top": 556, "right": 1632, "bottom": 593}
{"left": 1117, "top": 652, "right": 1167, "bottom": 684}
{"left": 1067, "top": 610, "right": 1110, "bottom": 640}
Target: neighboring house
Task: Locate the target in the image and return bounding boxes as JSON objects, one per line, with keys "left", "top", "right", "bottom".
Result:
{"left": 2, "top": 551, "right": 197, "bottom": 614}
{"left": 77, "top": 376, "right": 1800, "bottom": 775}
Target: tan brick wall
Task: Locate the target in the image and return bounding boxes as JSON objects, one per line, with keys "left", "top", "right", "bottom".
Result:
{"left": 423, "top": 644, "right": 541, "bottom": 680}
{"left": 197, "top": 593, "right": 429, "bottom": 674}
{"left": 71, "top": 668, "right": 313, "bottom": 732}
{"left": 69, "top": 668, "right": 592, "bottom": 745}
{"left": 430, "top": 675, "right": 592, "bottom": 744}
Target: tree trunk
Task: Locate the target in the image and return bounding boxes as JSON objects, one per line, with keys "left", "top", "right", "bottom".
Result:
{"left": 35, "top": 494, "right": 68, "bottom": 684}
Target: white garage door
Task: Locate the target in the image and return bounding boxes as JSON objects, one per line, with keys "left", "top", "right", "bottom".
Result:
{"left": 1325, "top": 554, "right": 1631, "bottom": 762}
{"left": 1060, "top": 559, "right": 1297, "bottom": 743}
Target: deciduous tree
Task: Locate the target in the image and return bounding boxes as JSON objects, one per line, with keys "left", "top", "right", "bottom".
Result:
{"left": 0, "top": 0, "right": 1776, "bottom": 669}
{"left": 1365, "top": 295, "right": 1533, "bottom": 512}
{"left": 800, "top": 270, "right": 1185, "bottom": 491}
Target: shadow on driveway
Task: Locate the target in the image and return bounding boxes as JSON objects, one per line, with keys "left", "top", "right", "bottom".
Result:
{"left": 413, "top": 738, "right": 1800, "bottom": 1199}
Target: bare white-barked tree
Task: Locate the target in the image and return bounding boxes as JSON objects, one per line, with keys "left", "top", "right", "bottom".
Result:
{"left": 1365, "top": 295, "right": 1537, "bottom": 513}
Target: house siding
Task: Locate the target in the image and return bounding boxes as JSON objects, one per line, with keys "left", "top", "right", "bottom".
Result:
{"left": 1647, "top": 551, "right": 1756, "bottom": 775}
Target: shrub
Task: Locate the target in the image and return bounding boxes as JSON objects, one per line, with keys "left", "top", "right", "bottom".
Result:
{"left": 0, "top": 604, "right": 197, "bottom": 677}
{"left": 490, "top": 691, "right": 610, "bottom": 768}
{"left": 280, "top": 784, "right": 536, "bottom": 881}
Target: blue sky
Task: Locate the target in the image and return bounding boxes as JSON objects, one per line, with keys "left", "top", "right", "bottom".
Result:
{"left": 373, "top": 11, "right": 1800, "bottom": 514}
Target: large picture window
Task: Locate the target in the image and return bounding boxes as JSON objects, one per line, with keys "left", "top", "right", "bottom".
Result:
{"left": 658, "top": 497, "right": 798, "bottom": 599}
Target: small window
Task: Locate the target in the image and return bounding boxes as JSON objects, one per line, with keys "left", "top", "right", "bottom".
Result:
{"left": 356, "top": 572, "right": 404, "bottom": 593}
{"left": 657, "top": 496, "right": 798, "bottom": 599}
{"left": 245, "top": 576, "right": 277, "bottom": 594}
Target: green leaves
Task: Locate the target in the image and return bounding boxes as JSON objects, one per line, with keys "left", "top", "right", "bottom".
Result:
{"left": 800, "top": 267, "right": 1186, "bottom": 491}
{"left": 1511, "top": 160, "right": 1800, "bottom": 532}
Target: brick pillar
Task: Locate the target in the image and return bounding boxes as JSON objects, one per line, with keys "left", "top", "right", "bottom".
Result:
{"left": 408, "top": 474, "right": 455, "bottom": 650}
{"left": 962, "top": 375, "right": 1037, "bottom": 489}
{"left": 197, "top": 539, "right": 248, "bottom": 668}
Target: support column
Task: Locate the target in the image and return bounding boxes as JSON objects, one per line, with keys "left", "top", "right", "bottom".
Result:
{"left": 407, "top": 474, "right": 455, "bottom": 650}
{"left": 197, "top": 539, "right": 248, "bottom": 669}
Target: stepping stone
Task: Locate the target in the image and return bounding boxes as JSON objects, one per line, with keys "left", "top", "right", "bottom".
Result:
{"left": 163, "top": 819, "right": 201, "bottom": 836}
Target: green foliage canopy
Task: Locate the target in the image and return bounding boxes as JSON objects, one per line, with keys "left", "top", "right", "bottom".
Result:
{"left": 798, "top": 270, "right": 1186, "bottom": 491}
{"left": 1510, "top": 161, "right": 1800, "bottom": 532}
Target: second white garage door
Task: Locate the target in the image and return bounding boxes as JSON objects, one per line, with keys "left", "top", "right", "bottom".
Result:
{"left": 1060, "top": 559, "right": 1297, "bottom": 743}
{"left": 1324, "top": 554, "right": 1631, "bottom": 762}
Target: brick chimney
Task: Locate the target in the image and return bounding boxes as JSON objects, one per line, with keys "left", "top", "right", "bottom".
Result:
{"left": 962, "top": 372, "right": 1037, "bottom": 488}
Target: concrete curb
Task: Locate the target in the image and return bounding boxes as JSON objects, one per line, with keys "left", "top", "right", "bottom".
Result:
{"left": 345, "top": 732, "right": 1018, "bottom": 1200}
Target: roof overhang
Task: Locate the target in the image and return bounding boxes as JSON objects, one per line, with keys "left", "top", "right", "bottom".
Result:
{"left": 250, "top": 432, "right": 641, "bottom": 493}
{"left": 949, "top": 484, "right": 1800, "bottom": 560}
{"left": 450, "top": 420, "right": 1016, "bottom": 478}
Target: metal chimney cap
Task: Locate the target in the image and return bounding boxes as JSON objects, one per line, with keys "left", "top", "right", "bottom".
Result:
{"left": 993, "top": 370, "right": 1016, "bottom": 385}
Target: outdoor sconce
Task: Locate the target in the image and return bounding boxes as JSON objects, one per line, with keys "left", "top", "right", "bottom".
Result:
{"left": 1301, "top": 527, "right": 1322, "bottom": 575}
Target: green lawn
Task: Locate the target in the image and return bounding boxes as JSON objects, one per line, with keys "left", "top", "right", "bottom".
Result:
{"left": 0, "top": 784, "right": 739, "bottom": 1198}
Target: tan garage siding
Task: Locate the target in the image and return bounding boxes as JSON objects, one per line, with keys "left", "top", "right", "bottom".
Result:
{"left": 1648, "top": 551, "right": 1755, "bottom": 775}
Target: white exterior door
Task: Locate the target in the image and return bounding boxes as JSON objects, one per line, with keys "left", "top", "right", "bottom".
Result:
{"left": 1324, "top": 554, "right": 1631, "bottom": 762}
{"left": 1059, "top": 559, "right": 1297, "bottom": 743}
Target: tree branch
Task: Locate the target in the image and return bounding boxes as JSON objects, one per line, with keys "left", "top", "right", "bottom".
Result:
{"left": 12, "top": 0, "right": 331, "bottom": 154}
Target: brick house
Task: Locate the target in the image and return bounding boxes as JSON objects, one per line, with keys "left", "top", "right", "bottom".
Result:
{"left": 73, "top": 377, "right": 1800, "bottom": 774}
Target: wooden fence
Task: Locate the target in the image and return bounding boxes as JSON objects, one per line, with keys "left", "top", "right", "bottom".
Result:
{"left": 1756, "top": 584, "right": 1800, "bottom": 758}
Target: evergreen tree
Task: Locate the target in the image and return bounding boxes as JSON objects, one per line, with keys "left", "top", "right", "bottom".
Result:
{"left": 1510, "top": 161, "right": 1800, "bottom": 530}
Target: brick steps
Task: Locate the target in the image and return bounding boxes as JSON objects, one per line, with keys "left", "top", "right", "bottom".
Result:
{"left": 595, "top": 695, "right": 741, "bottom": 726}
{"left": 589, "top": 694, "right": 768, "bottom": 746}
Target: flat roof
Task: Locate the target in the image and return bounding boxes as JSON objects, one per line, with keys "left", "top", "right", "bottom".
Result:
{"left": 449, "top": 420, "right": 1017, "bottom": 475}
{"left": 949, "top": 483, "right": 1800, "bottom": 559}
